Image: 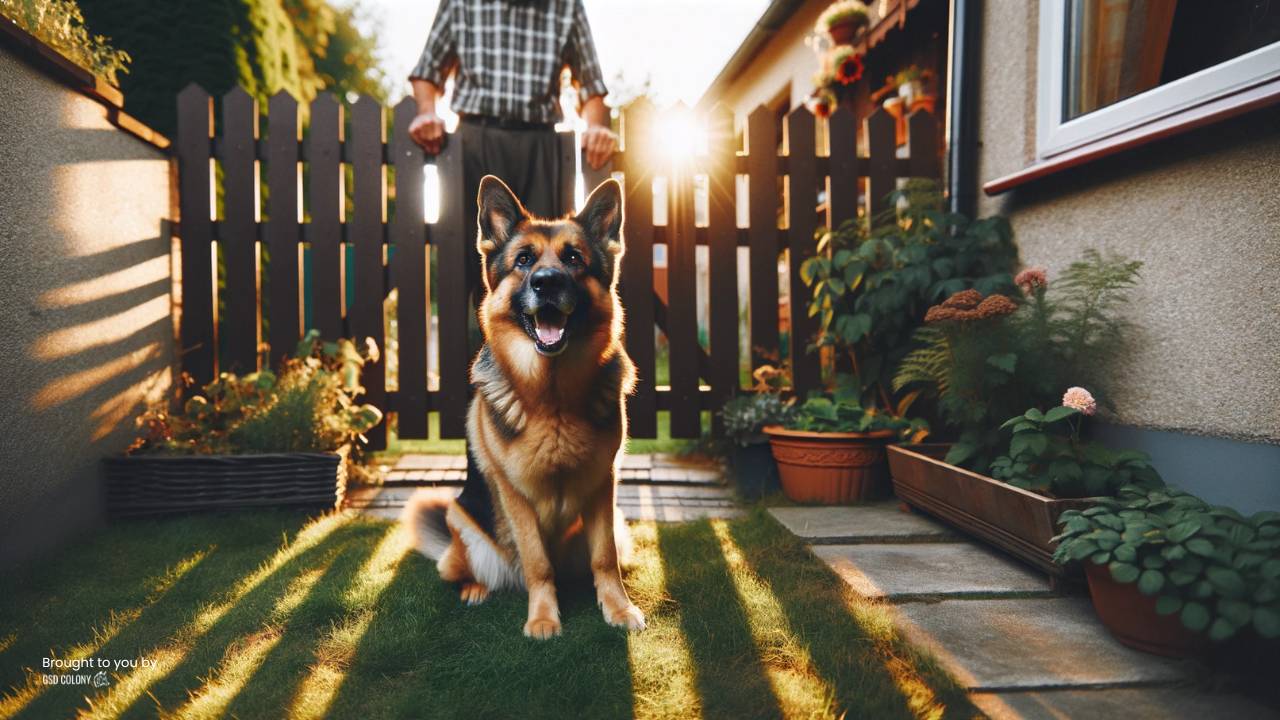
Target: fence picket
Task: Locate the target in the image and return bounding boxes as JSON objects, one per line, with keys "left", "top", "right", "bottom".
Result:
{"left": 434, "top": 121, "right": 469, "bottom": 438}
{"left": 746, "top": 106, "right": 780, "bottom": 373}
{"left": 666, "top": 109, "right": 700, "bottom": 438}
{"left": 706, "top": 104, "right": 739, "bottom": 424}
{"left": 866, "top": 108, "right": 896, "bottom": 217}
{"left": 220, "top": 87, "right": 261, "bottom": 374}
{"left": 786, "top": 107, "right": 821, "bottom": 396}
{"left": 308, "top": 94, "right": 343, "bottom": 341}
{"left": 176, "top": 84, "right": 215, "bottom": 385}
{"left": 908, "top": 110, "right": 938, "bottom": 179}
{"left": 348, "top": 96, "right": 387, "bottom": 449}
{"left": 619, "top": 99, "right": 657, "bottom": 438}
{"left": 827, "top": 105, "right": 858, "bottom": 229}
{"left": 266, "top": 91, "right": 301, "bottom": 367}
{"left": 391, "top": 98, "right": 429, "bottom": 439}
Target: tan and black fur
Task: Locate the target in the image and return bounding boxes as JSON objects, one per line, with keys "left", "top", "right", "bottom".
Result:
{"left": 403, "top": 176, "right": 644, "bottom": 639}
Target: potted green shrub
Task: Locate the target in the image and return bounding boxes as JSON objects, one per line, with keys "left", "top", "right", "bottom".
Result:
{"left": 104, "top": 331, "right": 383, "bottom": 518}
{"left": 720, "top": 391, "right": 795, "bottom": 500}
{"left": 1053, "top": 486, "right": 1280, "bottom": 657}
{"left": 816, "top": 0, "right": 871, "bottom": 45}
{"left": 888, "top": 251, "right": 1149, "bottom": 575}
{"left": 763, "top": 375, "right": 924, "bottom": 504}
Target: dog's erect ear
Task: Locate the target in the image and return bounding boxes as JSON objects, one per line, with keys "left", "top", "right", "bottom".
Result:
{"left": 476, "top": 175, "right": 527, "bottom": 255}
{"left": 575, "top": 178, "right": 623, "bottom": 256}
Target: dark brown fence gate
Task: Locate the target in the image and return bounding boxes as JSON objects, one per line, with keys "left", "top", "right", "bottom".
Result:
{"left": 175, "top": 85, "right": 938, "bottom": 449}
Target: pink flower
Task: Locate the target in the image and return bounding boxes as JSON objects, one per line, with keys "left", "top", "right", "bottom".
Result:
{"left": 1062, "top": 387, "right": 1097, "bottom": 416}
{"left": 1015, "top": 267, "right": 1048, "bottom": 295}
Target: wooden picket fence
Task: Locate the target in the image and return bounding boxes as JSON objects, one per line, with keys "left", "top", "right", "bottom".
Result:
{"left": 175, "top": 85, "right": 938, "bottom": 449}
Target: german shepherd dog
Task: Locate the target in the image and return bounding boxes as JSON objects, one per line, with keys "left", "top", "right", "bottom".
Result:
{"left": 403, "top": 176, "right": 645, "bottom": 639}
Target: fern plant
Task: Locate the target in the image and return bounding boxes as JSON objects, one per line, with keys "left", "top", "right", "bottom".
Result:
{"left": 894, "top": 250, "right": 1144, "bottom": 473}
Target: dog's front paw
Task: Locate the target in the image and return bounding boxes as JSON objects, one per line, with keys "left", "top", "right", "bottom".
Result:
{"left": 523, "top": 616, "right": 562, "bottom": 640}
{"left": 605, "top": 603, "right": 646, "bottom": 631}
{"left": 460, "top": 582, "right": 489, "bottom": 605}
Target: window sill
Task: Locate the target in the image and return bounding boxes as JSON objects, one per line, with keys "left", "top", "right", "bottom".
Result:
{"left": 984, "top": 77, "right": 1280, "bottom": 195}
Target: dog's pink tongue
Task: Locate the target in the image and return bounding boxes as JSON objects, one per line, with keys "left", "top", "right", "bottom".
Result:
{"left": 535, "top": 314, "right": 565, "bottom": 345}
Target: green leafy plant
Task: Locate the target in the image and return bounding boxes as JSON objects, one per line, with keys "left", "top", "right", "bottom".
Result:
{"left": 989, "top": 401, "right": 1162, "bottom": 498}
{"left": 1, "top": 0, "right": 130, "bottom": 83}
{"left": 783, "top": 375, "right": 927, "bottom": 439}
{"left": 721, "top": 364, "right": 800, "bottom": 447}
{"left": 130, "top": 331, "right": 382, "bottom": 456}
{"left": 1054, "top": 486, "right": 1280, "bottom": 641}
{"left": 802, "top": 181, "right": 1017, "bottom": 419}
{"left": 894, "top": 250, "right": 1144, "bottom": 472}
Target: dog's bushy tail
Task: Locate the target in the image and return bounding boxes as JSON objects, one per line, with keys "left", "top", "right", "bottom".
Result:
{"left": 401, "top": 488, "right": 453, "bottom": 560}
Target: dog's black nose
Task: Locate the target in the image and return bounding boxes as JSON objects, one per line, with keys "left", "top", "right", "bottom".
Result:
{"left": 529, "top": 267, "right": 568, "bottom": 295}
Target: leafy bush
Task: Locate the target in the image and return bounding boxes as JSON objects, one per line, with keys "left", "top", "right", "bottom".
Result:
{"left": 803, "top": 181, "right": 1016, "bottom": 417}
{"left": 1054, "top": 486, "right": 1280, "bottom": 642}
{"left": 721, "top": 393, "right": 798, "bottom": 447}
{"left": 894, "top": 250, "right": 1143, "bottom": 472}
{"left": 1, "top": 0, "right": 130, "bottom": 83}
{"left": 784, "top": 375, "right": 927, "bottom": 438}
{"left": 990, "top": 404, "right": 1162, "bottom": 498}
{"left": 130, "top": 331, "right": 382, "bottom": 455}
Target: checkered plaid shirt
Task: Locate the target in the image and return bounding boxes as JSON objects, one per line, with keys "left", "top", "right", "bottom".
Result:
{"left": 410, "top": 0, "right": 609, "bottom": 123}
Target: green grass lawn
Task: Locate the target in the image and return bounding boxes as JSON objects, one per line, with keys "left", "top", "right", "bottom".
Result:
{"left": 382, "top": 410, "right": 712, "bottom": 458}
{"left": 0, "top": 509, "right": 977, "bottom": 719}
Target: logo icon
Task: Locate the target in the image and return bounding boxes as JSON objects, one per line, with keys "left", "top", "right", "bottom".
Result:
{"left": 91, "top": 671, "right": 109, "bottom": 688}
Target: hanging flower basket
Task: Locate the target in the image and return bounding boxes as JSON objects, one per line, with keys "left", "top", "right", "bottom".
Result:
{"left": 818, "top": 1, "right": 871, "bottom": 45}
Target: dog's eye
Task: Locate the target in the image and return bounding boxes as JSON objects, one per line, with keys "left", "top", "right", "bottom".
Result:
{"left": 514, "top": 250, "right": 534, "bottom": 268}
{"left": 563, "top": 249, "right": 583, "bottom": 266}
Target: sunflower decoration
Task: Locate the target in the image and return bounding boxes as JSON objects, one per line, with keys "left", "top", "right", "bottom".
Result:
{"left": 831, "top": 46, "right": 865, "bottom": 85}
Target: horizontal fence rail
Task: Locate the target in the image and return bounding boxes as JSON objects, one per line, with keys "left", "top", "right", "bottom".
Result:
{"left": 175, "top": 85, "right": 939, "bottom": 448}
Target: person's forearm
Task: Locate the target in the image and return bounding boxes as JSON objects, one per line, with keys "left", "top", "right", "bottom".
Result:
{"left": 582, "top": 95, "right": 609, "bottom": 129}
{"left": 412, "top": 79, "right": 441, "bottom": 116}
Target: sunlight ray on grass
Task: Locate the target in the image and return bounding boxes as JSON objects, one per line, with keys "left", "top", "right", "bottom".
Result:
{"left": 77, "top": 512, "right": 352, "bottom": 718}
{"left": 621, "top": 521, "right": 704, "bottom": 720}
{"left": 286, "top": 524, "right": 408, "bottom": 720}
{"left": 0, "top": 549, "right": 208, "bottom": 718}
{"left": 171, "top": 564, "right": 329, "bottom": 719}
{"left": 709, "top": 520, "right": 839, "bottom": 717}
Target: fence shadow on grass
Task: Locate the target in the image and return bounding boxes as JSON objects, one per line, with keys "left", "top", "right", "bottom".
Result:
{"left": 655, "top": 521, "right": 784, "bottom": 719}
{"left": 4, "top": 512, "right": 310, "bottom": 720}
{"left": 725, "top": 511, "right": 978, "bottom": 719}
{"left": 322, "top": 551, "right": 636, "bottom": 720}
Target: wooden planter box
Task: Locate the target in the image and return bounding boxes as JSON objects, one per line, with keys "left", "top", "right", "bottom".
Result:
{"left": 103, "top": 453, "right": 345, "bottom": 519}
{"left": 887, "top": 444, "right": 1094, "bottom": 577}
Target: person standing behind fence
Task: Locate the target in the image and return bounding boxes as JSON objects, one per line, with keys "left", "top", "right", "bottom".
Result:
{"left": 407, "top": 0, "right": 616, "bottom": 304}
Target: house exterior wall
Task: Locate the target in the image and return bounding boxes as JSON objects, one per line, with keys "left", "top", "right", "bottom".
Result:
{"left": 975, "top": 0, "right": 1280, "bottom": 511}
{"left": 0, "top": 44, "right": 176, "bottom": 569}
{"left": 718, "top": 0, "right": 828, "bottom": 127}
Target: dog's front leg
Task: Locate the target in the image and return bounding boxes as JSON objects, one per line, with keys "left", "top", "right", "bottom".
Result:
{"left": 584, "top": 484, "right": 646, "bottom": 630}
{"left": 496, "top": 479, "right": 561, "bottom": 639}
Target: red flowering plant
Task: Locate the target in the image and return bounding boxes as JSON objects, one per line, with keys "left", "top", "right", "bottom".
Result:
{"left": 807, "top": 46, "right": 865, "bottom": 116}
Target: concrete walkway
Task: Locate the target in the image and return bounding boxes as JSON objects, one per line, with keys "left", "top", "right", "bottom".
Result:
{"left": 768, "top": 504, "right": 1278, "bottom": 719}
{"left": 347, "top": 453, "right": 741, "bottom": 522}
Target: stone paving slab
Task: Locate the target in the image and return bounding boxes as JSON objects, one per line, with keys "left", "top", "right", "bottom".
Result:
{"left": 768, "top": 504, "right": 958, "bottom": 544}
{"left": 894, "top": 597, "right": 1188, "bottom": 691}
{"left": 812, "top": 542, "right": 1050, "bottom": 600}
{"left": 384, "top": 453, "right": 725, "bottom": 486}
{"left": 971, "top": 687, "right": 1279, "bottom": 720}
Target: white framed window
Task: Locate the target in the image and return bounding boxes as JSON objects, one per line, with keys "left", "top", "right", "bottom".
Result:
{"left": 1036, "top": 1, "right": 1280, "bottom": 160}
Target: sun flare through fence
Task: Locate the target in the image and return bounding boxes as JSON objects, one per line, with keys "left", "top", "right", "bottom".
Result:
{"left": 175, "top": 85, "right": 938, "bottom": 449}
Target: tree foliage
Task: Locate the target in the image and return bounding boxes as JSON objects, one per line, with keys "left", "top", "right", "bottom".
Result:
{"left": 0, "top": 0, "right": 130, "bottom": 82}
{"left": 77, "top": 0, "right": 386, "bottom": 137}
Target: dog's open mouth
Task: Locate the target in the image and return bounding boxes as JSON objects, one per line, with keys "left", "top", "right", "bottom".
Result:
{"left": 528, "top": 307, "right": 569, "bottom": 355}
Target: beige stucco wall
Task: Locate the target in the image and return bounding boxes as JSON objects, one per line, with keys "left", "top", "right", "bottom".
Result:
{"left": 0, "top": 44, "right": 175, "bottom": 568}
{"left": 719, "top": 0, "right": 828, "bottom": 128}
{"left": 975, "top": 0, "right": 1280, "bottom": 445}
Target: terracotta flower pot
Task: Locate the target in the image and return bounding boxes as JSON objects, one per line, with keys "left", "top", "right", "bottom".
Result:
{"left": 826, "top": 16, "right": 868, "bottom": 45}
{"left": 1084, "top": 563, "right": 1209, "bottom": 658}
{"left": 763, "top": 426, "right": 895, "bottom": 504}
